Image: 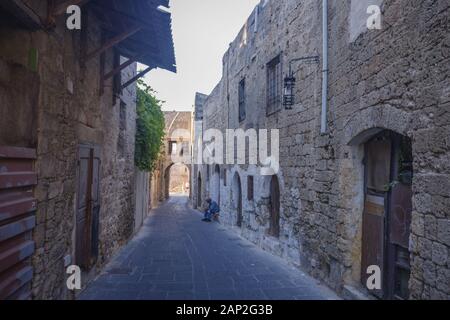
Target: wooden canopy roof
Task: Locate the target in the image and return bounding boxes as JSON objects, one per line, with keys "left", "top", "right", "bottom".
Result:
{"left": 0, "top": 0, "right": 177, "bottom": 74}
{"left": 90, "top": 0, "right": 176, "bottom": 73}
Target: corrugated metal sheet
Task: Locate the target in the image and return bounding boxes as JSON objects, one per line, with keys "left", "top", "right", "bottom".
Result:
{"left": 0, "top": 146, "right": 37, "bottom": 300}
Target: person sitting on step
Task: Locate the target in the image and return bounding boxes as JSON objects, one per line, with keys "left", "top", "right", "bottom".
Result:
{"left": 202, "top": 198, "right": 220, "bottom": 222}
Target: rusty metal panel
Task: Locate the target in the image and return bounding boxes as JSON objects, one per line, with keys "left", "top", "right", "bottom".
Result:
{"left": 0, "top": 193, "right": 36, "bottom": 223}
{"left": 0, "top": 265, "right": 33, "bottom": 300}
{"left": 0, "top": 146, "right": 36, "bottom": 300}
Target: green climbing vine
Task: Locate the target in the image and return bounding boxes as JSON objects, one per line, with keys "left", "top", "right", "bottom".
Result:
{"left": 135, "top": 79, "right": 165, "bottom": 172}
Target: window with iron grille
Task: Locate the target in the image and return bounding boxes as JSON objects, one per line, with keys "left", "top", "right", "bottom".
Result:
{"left": 247, "top": 176, "right": 254, "bottom": 201}
{"left": 238, "top": 78, "right": 246, "bottom": 122}
{"left": 266, "top": 55, "right": 282, "bottom": 115}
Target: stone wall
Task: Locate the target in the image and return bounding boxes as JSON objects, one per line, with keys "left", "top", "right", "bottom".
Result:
{"left": 195, "top": 0, "right": 450, "bottom": 299}
{"left": 0, "top": 8, "right": 138, "bottom": 299}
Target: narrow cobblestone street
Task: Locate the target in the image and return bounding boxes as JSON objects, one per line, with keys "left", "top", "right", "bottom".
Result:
{"left": 79, "top": 196, "right": 338, "bottom": 300}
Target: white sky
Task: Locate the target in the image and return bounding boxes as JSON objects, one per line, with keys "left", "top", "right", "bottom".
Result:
{"left": 141, "top": 0, "right": 260, "bottom": 112}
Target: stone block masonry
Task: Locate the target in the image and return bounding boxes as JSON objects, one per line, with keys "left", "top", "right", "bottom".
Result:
{"left": 0, "top": 10, "right": 138, "bottom": 299}
{"left": 193, "top": 0, "right": 450, "bottom": 300}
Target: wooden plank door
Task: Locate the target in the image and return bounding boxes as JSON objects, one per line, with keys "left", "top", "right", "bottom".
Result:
{"left": 236, "top": 176, "right": 243, "bottom": 228}
{"left": 361, "top": 136, "right": 392, "bottom": 298}
{"left": 269, "top": 175, "right": 280, "bottom": 238}
{"left": 75, "top": 145, "right": 100, "bottom": 270}
{"left": 386, "top": 134, "right": 413, "bottom": 300}
{"left": 362, "top": 132, "right": 413, "bottom": 300}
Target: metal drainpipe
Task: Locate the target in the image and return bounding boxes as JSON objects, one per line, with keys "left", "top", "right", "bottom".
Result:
{"left": 321, "top": 0, "right": 328, "bottom": 134}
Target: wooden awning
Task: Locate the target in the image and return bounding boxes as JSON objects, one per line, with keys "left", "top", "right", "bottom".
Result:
{"left": 90, "top": 0, "right": 176, "bottom": 73}
{"left": 0, "top": 0, "right": 177, "bottom": 74}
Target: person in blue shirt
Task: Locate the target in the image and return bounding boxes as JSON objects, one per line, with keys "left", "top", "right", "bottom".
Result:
{"left": 202, "top": 198, "right": 220, "bottom": 222}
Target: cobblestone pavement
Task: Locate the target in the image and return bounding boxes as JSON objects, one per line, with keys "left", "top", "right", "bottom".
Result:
{"left": 79, "top": 196, "right": 339, "bottom": 300}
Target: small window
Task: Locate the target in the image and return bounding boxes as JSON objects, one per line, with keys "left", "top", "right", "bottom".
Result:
{"left": 223, "top": 169, "right": 227, "bottom": 186}
{"left": 169, "top": 141, "right": 177, "bottom": 155}
{"left": 266, "top": 55, "right": 282, "bottom": 115}
{"left": 238, "top": 79, "right": 246, "bottom": 122}
{"left": 247, "top": 176, "right": 254, "bottom": 201}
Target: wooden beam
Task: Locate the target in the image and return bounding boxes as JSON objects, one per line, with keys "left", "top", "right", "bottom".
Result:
{"left": 121, "top": 67, "right": 153, "bottom": 90}
{"left": 84, "top": 25, "right": 142, "bottom": 62}
{"left": 53, "top": 0, "right": 91, "bottom": 16}
{"left": 103, "top": 53, "right": 146, "bottom": 81}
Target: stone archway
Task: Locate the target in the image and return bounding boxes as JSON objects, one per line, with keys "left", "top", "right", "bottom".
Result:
{"left": 164, "top": 163, "right": 191, "bottom": 199}
{"left": 350, "top": 128, "right": 413, "bottom": 300}
{"left": 232, "top": 173, "right": 243, "bottom": 227}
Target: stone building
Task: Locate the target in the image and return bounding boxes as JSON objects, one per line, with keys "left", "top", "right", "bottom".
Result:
{"left": 192, "top": 92, "right": 208, "bottom": 209}
{"left": 192, "top": 0, "right": 449, "bottom": 299}
{"left": 0, "top": 0, "right": 175, "bottom": 299}
{"left": 150, "top": 111, "right": 193, "bottom": 206}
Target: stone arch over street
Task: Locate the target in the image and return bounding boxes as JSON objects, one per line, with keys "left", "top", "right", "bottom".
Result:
{"left": 150, "top": 111, "right": 193, "bottom": 206}
{"left": 163, "top": 162, "right": 191, "bottom": 199}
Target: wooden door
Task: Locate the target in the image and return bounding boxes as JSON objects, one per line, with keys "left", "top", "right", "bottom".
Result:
{"left": 76, "top": 145, "right": 100, "bottom": 270}
{"left": 386, "top": 134, "right": 413, "bottom": 300}
{"left": 361, "top": 136, "right": 391, "bottom": 298}
{"left": 268, "top": 175, "right": 280, "bottom": 238}
{"left": 197, "top": 175, "right": 202, "bottom": 208}
{"left": 236, "top": 175, "right": 243, "bottom": 227}
{"left": 362, "top": 132, "right": 413, "bottom": 300}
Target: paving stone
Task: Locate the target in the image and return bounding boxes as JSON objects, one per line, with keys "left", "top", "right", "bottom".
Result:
{"left": 79, "top": 197, "right": 339, "bottom": 300}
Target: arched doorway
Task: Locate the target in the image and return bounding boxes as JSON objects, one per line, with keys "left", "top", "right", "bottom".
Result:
{"left": 197, "top": 173, "right": 202, "bottom": 208}
{"left": 268, "top": 175, "right": 280, "bottom": 238}
{"left": 361, "top": 130, "right": 413, "bottom": 300}
{"left": 213, "top": 165, "right": 221, "bottom": 206}
{"left": 164, "top": 164, "right": 190, "bottom": 199}
{"left": 232, "top": 173, "right": 243, "bottom": 227}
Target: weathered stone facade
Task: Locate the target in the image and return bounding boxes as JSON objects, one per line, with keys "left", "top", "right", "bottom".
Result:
{"left": 0, "top": 8, "right": 138, "bottom": 299}
{"left": 193, "top": 0, "right": 450, "bottom": 299}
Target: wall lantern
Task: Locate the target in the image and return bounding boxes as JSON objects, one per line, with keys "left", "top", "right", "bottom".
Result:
{"left": 283, "top": 73, "right": 296, "bottom": 109}
{"left": 283, "top": 56, "right": 320, "bottom": 110}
